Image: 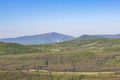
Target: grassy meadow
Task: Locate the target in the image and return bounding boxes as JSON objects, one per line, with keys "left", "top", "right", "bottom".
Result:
{"left": 1, "top": 38, "right": 120, "bottom": 79}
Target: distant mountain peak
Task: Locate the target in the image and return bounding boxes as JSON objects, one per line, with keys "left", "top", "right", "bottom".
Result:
{"left": 0, "top": 32, "right": 75, "bottom": 45}
{"left": 50, "top": 32, "right": 58, "bottom": 34}
{"left": 46, "top": 32, "right": 62, "bottom": 35}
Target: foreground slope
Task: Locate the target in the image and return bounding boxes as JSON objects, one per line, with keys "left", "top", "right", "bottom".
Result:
{"left": 2, "top": 39, "right": 120, "bottom": 79}
{"left": 1, "top": 38, "right": 120, "bottom": 72}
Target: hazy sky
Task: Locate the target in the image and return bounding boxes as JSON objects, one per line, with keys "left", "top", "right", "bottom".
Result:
{"left": 0, "top": 0, "right": 120, "bottom": 38}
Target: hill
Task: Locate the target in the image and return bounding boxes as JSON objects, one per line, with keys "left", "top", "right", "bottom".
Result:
{"left": 0, "top": 32, "right": 74, "bottom": 45}
{"left": 78, "top": 34, "right": 120, "bottom": 40}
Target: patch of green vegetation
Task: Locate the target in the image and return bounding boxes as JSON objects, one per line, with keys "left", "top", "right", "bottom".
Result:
{"left": 102, "top": 55, "right": 120, "bottom": 66}
{"left": 0, "top": 42, "right": 38, "bottom": 55}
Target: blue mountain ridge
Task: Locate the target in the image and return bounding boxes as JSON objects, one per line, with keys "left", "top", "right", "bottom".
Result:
{"left": 0, "top": 32, "right": 75, "bottom": 45}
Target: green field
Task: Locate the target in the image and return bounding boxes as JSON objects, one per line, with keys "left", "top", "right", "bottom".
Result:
{"left": 1, "top": 38, "right": 120, "bottom": 79}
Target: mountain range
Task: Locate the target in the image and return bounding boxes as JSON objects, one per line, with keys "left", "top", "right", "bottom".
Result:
{"left": 0, "top": 32, "right": 74, "bottom": 45}
{"left": 1, "top": 32, "right": 120, "bottom": 45}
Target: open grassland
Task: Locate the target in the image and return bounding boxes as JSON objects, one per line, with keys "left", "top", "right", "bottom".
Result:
{"left": 1, "top": 38, "right": 120, "bottom": 79}
{"left": 1, "top": 44, "right": 120, "bottom": 72}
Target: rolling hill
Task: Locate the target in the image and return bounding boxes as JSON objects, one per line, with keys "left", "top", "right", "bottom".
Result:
{"left": 78, "top": 34, "right": 120, "bottom": 40}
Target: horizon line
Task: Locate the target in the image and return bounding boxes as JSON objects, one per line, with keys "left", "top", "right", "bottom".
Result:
{"left": 1, "top": 32, "right": 120, "bottom": 39}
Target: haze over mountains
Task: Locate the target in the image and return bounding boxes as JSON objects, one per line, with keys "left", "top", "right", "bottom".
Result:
{"left": 0, "top": 32, "right": 74, "bottom": 45}
{"left": 1, "top": 32, "right": 120, "bottom": 45}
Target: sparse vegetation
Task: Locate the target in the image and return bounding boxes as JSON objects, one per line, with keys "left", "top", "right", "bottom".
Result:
{"left": 1, "top": 38, "right": 120, "bottom": 79}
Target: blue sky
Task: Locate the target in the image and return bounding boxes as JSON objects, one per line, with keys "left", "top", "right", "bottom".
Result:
{"left": 0, "top": 0, "right": 120, "bottom": 38}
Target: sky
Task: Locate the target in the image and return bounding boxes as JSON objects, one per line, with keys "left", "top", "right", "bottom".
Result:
{"left": 0, "top": 0, "right": 120, "bottom": 38}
